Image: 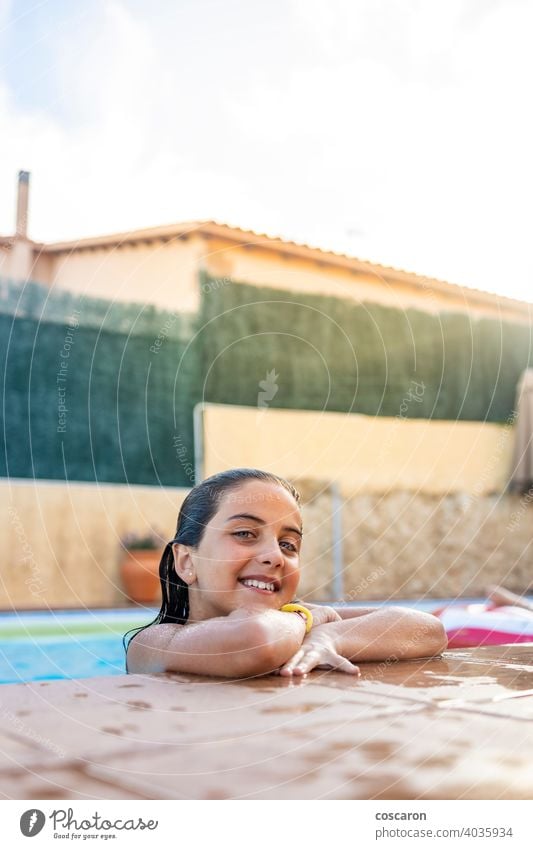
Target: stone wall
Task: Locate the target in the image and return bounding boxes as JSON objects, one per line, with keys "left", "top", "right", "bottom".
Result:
{"left": 296, "top": 483, "right": 533, "bottom": 601}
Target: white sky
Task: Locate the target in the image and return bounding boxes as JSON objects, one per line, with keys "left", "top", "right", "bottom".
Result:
{"left": 0, "top": 0, "right": 532, "bottom": 302}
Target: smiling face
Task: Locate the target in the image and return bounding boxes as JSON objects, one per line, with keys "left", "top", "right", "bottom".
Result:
{"left": 173, "top": 480, "right": 303, "bottom": 622}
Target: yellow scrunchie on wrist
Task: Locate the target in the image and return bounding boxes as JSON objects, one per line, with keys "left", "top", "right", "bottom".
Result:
{"left": 280, "top": 603, "right": 313, "bottom": 633}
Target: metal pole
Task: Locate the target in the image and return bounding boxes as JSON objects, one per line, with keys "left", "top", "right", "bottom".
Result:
{"left": 330, "top": 481, "right": 344, "bottom": 601}
{"left": 193, "top": 402, "right": 205, "bottom": 483}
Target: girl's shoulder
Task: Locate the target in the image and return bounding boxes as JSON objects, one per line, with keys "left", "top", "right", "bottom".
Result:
{"left": 131, "top": 621, "right": 185, "bottom": 647}
{"left": 126, "top": 622, "right": 184, "bottom": 673}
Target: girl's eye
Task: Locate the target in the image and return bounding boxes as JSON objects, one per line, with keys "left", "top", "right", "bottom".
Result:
{"left": 232, "top": 530, "right": 255, "bottom": 539}
{"left": 231, "top": 531, "right": 298, "bottom": 552}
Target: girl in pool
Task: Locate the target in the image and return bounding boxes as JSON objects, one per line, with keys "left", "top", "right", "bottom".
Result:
{"left": 125, "top": 469, "right": 447, "bottom": 677}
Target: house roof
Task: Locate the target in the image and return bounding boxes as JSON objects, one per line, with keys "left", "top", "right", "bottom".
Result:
{"left": 18, "top": 219, "right": 533, "bottom": 316}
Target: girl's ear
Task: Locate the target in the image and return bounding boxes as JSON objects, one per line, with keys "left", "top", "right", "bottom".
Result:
{"left": 172, "top": 543, "right": 196, "bottom": 585}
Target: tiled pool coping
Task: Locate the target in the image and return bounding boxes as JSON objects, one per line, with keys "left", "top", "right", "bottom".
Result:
{"left": 0, "top": 644, "right": 531, "bottom": 800}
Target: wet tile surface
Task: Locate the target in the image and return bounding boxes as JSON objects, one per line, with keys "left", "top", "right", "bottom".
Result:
{"left": 0, "top": 644, "right": 531, "bottom": 799}
{"left": 0, "top": 767, "right": 149, "bottom": 800}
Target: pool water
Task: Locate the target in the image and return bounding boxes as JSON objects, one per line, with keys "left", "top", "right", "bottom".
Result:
{"left": 0, "top": 608, "right": 157, "bottom": 684}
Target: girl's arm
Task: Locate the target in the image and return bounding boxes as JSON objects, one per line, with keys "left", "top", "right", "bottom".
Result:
{"left": 332, "top": 605, "right": 383, "bottom": 619}
{"left": 306, "top": 603, "right": 381, "bottom": 620}
{"left": 326, "top": 607, "right": 447, "bottom": 661}
{"left": 279, "top": 607, "right": 447, "bottom": 676}
{"left": 126, "top": 607, "right": 307, "bottom": 678}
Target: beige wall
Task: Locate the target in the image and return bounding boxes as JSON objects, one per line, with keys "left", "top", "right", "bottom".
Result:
{"left": 0, "top": 245, "right": 11, "bottom": 277}
{"left": 1, "top": 479, "right": 187, "bottom": 609}
{"left": 203, "top": 237, "right": 527, "bottom": 322}
{"left": 43, "top": 236, "right": 205, "bottom": 312}
{"left": 204, "top": 239, "right": 441, "bottom": 314}
{"left": 0, "top": 238, "right": 53, "bottom": 283}
{"left": 0, "top": 239, "right": 33, "bottom": 282}
{"left": 30, "top": 249, "right": 54, "bottom": 283}
{"left": 199, "top": 404, "right": 515, "bottom": 496}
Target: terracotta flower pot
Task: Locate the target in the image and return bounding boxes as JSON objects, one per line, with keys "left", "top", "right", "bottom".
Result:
{"left": 120, "top": 549, "right": 161, "bottom": 604}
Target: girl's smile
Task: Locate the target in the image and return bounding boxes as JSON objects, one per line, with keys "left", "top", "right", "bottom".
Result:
{"left": 238, "top": 576, "right": 281, "bottom": 593}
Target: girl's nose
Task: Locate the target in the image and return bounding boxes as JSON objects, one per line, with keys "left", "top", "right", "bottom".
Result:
{"left": 257, "top": 541, "right": 283, "bottom": 567}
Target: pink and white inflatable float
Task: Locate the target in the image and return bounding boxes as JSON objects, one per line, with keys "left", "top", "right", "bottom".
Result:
{"left": 434, "top": 603, "right": 533, "bottom": 648}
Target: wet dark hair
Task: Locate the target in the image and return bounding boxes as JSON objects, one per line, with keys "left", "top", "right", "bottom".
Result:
{"left": 123, "top": 468, "right": 301, "bottom": 665}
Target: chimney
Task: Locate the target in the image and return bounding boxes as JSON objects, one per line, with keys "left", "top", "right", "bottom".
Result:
{"left": 16, "top": 170, "right": 30, "bottom": 238}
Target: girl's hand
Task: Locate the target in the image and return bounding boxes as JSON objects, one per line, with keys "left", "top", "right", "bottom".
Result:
{"left": 303, "top": 603, "right": 342, "bottom": 627}
{"left": 278, "top": 628, "right": 360, "bottom": 677}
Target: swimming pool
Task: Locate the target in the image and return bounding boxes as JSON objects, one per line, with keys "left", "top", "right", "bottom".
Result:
{"left": 0, "top": 608, "right": 157, "bottom": 684}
